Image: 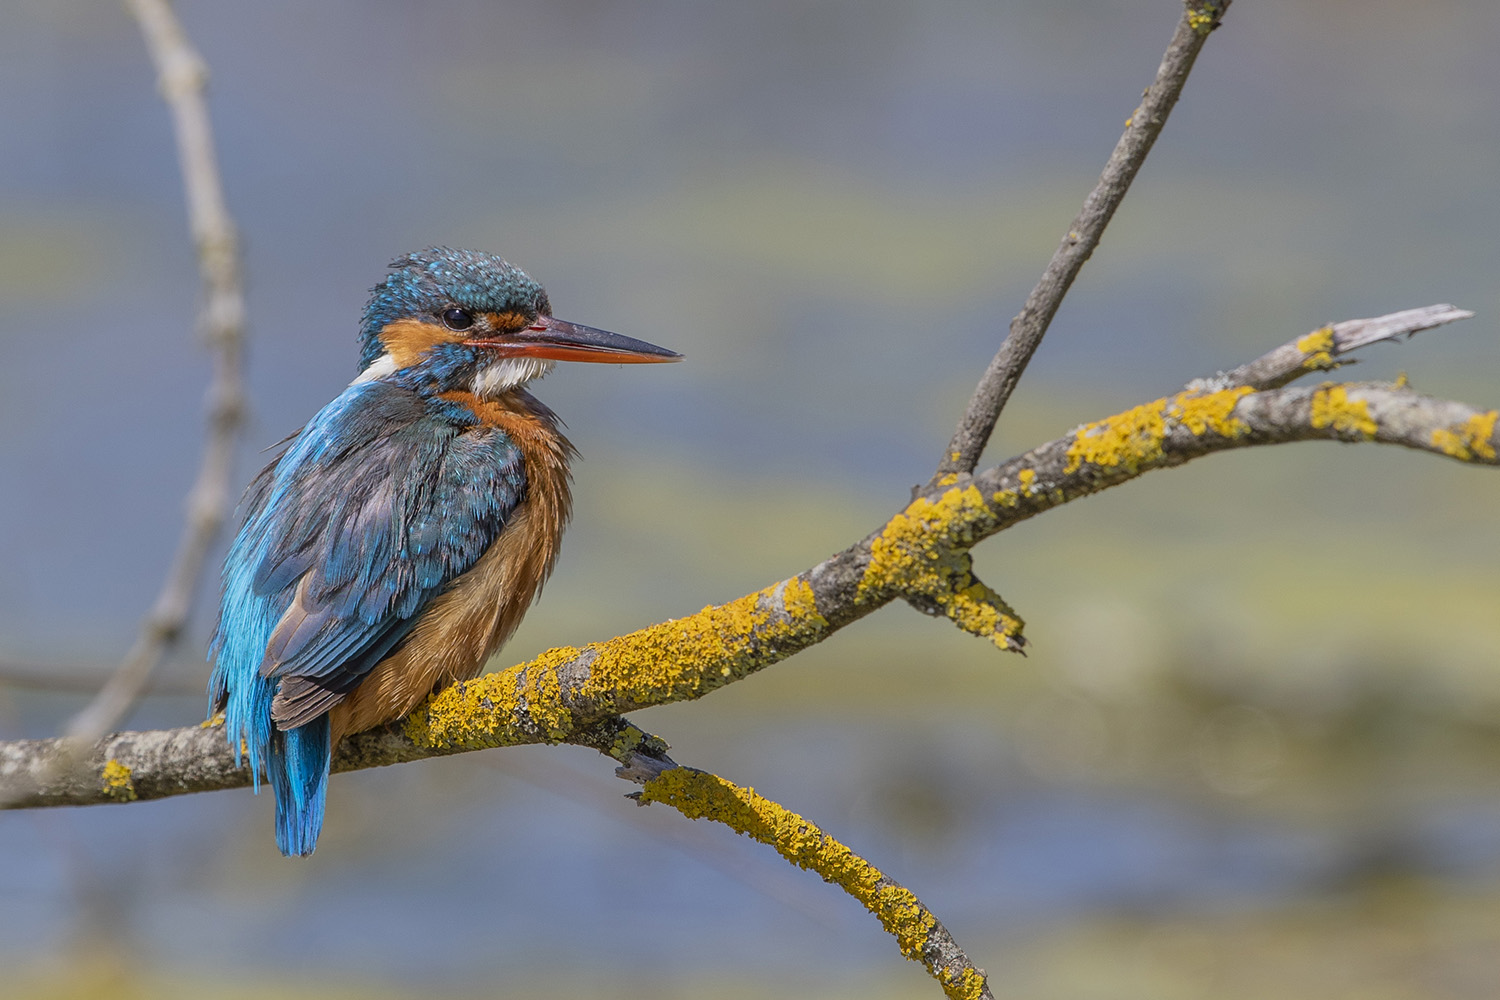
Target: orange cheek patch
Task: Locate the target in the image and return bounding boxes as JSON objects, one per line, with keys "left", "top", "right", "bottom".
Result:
{"left": 378, "top": 318, "right": 466, "bottom": 369}
{"left": 485, "top": 311, "right": 533, "bottom": 333}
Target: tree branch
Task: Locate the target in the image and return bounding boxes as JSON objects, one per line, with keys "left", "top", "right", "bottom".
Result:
{"left": 62, "top": 0, "right": 246, "bottom": 743}
{"left": 1207, "top": 303, "right": 1474, "bottom": 391}
{"left": 586, "top": 722, "right": 993, "bottom": 1000}
{"left": 3, "top": 309, "right": 1490, "bottom": 810}
{"left": 634, "top": 769, "right": 991, "bottom": 999}
{"left": 933, "top": 0, "right": 1232, "bottom": 484}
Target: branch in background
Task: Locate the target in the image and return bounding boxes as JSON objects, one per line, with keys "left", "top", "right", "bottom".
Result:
{"left": 0, "top": 661, "right": 205, "bottom": 696}
{"left": 933, "top": 0, "right": 1232, "bottom": 484}
{"left": 62, "top": 0, "right": 245, "bottom": 742}
{"left": 2, "top": 308, "right": 1491, "bottom": 810}
{"left": 582, "top": 721, "right": 993, "bottom": 1000}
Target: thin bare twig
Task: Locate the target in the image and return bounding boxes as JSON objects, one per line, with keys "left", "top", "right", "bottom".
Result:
{"left": 62, "top": 0, "right": 246, "bottom": 742}
{"left": 932, "top": 0, "right": 1231, "bottom": 484}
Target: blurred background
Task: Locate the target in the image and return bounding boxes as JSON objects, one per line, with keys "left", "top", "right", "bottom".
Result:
{"left": 3, "top": 1, "right": 1499, "bottom": 997}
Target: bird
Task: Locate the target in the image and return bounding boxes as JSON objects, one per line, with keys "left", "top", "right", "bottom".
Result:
{"left": 208, "top": 247, "right": 680, "bottom": 856}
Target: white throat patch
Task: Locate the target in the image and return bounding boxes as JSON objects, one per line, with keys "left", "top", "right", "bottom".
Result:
{"left": 351, "top": 354, "right": 398, "bottom": 384}
{"left": 350, "top": 352, "right": 554, "bottom": 398}
{"left": 474, "top": 356, "right": 556, "bottom": 399}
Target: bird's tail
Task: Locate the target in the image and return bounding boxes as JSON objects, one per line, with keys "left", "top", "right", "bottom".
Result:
{"left": 269, "top": 717, "right": 332, "bottom": 857}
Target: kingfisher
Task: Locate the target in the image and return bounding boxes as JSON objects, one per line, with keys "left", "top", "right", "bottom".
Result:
{"left": 209, "top": 247, "right": 680, "bottom": 856}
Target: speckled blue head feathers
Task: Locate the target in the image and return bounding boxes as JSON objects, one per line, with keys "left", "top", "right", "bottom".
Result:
{"left": 359, "top": 247, "right": 551, "bottom": 372}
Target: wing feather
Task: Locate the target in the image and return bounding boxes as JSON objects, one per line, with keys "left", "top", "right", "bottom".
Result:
{"left": 210, "top": 379, "right": 526, "bottom": 732}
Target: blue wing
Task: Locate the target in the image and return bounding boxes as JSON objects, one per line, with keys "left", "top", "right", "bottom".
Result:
{"left": 209, "top": 380, "right": 525, "bottom": 781}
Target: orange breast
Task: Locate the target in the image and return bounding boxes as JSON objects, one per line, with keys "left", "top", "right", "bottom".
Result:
{"left": 328, "top": 389, "right": 575, "bottom": 743}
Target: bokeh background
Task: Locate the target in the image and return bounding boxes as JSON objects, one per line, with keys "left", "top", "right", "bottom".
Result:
{"left": 3, "top": 1, "right": 1500, "bottom": 997}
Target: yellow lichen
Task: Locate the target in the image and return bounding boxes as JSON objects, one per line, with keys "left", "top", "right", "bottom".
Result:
{"left": 408, "top": 579, "right": 829, "bottom": 750}
{"left": 101, "top": 759, "right": 136, "bottom": 802}
{"left": 856, "top": 486, "right": 1023, "bottom": 648}
{"left": 1432, "top": 410, "right": 1499, "bottom": 462}
{"left": 994, "top": 467, "right": 1040, "bottom": 507}
{"left": 572, "top": 577, "right": 830, "bottom": 710}
{"left": 640, "top": 767, "right": 978, "bottom": 995}
{"left": 608, "top": 724, "right": 669, "bottom": 763}
{"left": 1297, "top": 327, "right": 1334, "bottom": 355}
{"left": 1065, "top": 398, "right": 1167, "bottom": 474}
{"left": 1310, "top": 384, "right": 1377, "bottom": 439}
{"left": 1169, "top": 386, "right": 1253, "bottom": 437}
{"left": 1187, "top": 4, "right": 1219, "bottom": 33}
{"left": 944, "top": 581, "right": 1025, "bottom": 651}
{"left": 934, "top": 473, "right": 959, "bottom": 487}
{"left": 779, "top": 576, "right": 825, "bottom": 623}
{"left": 1064, "top": 388, "right": 1254, "bottom": 476}
{"left": 859, "top": 486, "right": 991, "bottom": 598}
{"left": 946, "top": 966, "right": 989, "bottom": 1000}
{"left": 1296, "top": 325, "right": 1348, "bottom": 375}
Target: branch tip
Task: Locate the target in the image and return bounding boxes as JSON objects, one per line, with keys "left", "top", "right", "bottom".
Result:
{"left": 1217, "top": 304, "right": 1475, "bottom": 393}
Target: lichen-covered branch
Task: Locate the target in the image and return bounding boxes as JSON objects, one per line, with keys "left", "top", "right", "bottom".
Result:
{"left": 4, "top": 334, "right": 1493, "bottom": 809}
{"left": 639, "top": 768, "right": 992, "bottom": 999}
{"left": 933, "top": 0, "right": 1232, "bottom": 483}
{"left": 578, "top": 721, "right": 992, "bottom": 1000}
{"left": 62, "top": 0, "right": 247, "bottom": 744}
{"left": 1206, "top": 304, "right": 1475, "bottom": 392}
{"left": 1, "top": 722, "right": 242, "bottom": 807}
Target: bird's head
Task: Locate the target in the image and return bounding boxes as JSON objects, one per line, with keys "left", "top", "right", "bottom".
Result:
{"left": 358, "top": 247, "right": 679, "bottom": 396}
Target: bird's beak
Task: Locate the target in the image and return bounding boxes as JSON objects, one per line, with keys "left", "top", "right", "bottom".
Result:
{"left": 474, "top": 316, "right": 682, "bottom": 364}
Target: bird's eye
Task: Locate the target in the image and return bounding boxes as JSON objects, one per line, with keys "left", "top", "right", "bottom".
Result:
{"left": 441, "top": 308, "right": 475, "bottom": 331}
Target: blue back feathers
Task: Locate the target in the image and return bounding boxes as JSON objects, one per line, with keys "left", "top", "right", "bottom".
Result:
{"left": 213, "top": 277, "right": 535, "bottom": 854}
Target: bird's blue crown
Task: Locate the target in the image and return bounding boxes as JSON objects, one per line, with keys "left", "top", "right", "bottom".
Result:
{"left": 358, "top": 247, "right": 551, "bottom": 372}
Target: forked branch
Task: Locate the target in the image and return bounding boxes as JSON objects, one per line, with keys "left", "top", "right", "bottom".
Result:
{"left": 934, "top": 0, "right": 1232, "bottom": 483}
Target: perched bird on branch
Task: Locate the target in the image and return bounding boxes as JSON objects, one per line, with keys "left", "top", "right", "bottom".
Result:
{"left": 209, "top": 247, "right": 680, "bottom": 855}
